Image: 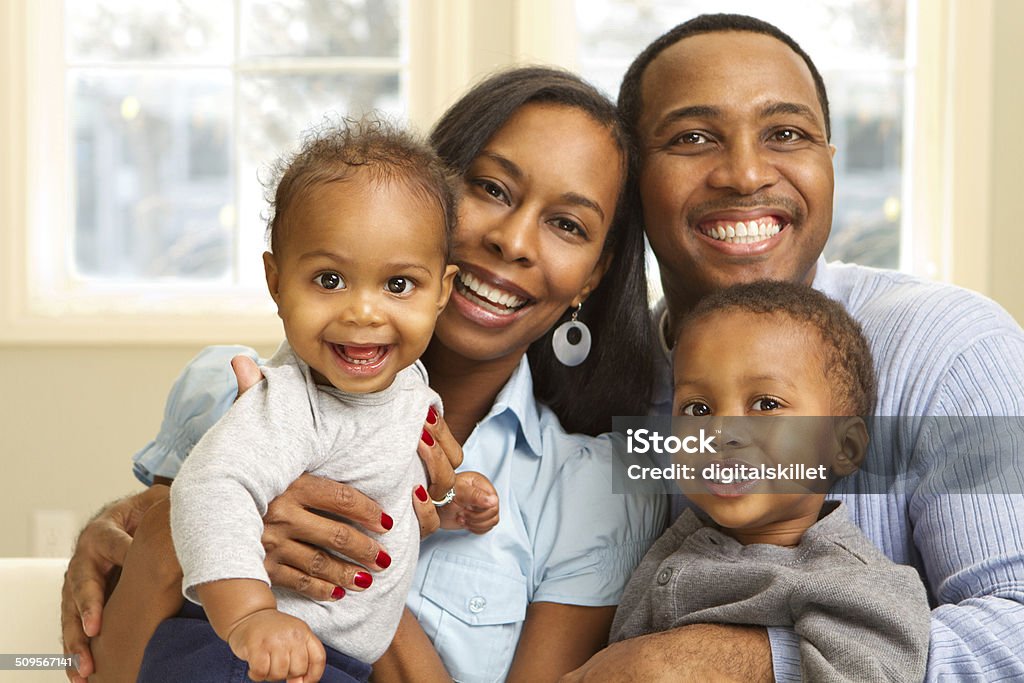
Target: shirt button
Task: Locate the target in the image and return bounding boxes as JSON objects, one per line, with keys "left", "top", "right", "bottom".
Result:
{"left": 656, "top": 568, "right": 673, "bottom": 585}
{"left": 468, "top": 596, "right": 487, "bottom": 613}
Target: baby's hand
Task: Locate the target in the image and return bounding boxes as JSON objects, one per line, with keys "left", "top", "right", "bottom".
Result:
{"left": 226, "top": 608, "right": 325, "bottom": 683}
{"left": 438, "top": 471, "right": 500, "bottom": 534}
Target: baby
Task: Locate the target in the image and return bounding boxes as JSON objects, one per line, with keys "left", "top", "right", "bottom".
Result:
{"left": 611, "top": 280, "right": 930, "bottom": 682}
{"left": 151, "top": 119, "right": 480, "bottom": 683}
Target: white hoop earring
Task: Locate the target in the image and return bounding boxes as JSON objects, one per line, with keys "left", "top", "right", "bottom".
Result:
{"left": 552, "top": 303, "right": 591, "bottom": 367}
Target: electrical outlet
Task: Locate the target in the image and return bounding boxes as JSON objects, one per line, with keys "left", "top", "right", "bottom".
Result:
{"left": 31, "top": 509, "right": 78, "bottom": 558}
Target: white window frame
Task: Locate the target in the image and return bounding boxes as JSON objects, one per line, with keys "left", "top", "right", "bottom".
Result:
{"left": 0, "top": 0, "right": 995, "bottom": 344}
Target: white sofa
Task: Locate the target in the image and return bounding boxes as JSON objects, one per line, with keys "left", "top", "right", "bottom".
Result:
{"left": 0, "top": 558, "right": 71, "bottom": 683}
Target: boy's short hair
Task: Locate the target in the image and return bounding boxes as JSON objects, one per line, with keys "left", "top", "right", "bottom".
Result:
{"left": 679, "top": 280, "right": 877, "bottom": 416}
{"left": 265, "top": 116, "right": 457, "bottom": 260}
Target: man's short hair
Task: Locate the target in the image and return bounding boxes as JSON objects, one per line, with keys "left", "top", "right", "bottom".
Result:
{"left": 680, "top": 281, "right": 876, "bottom": 416}
{"left": 265, "top": 116, "right": 457, "bottom": 260}
{"left": 618, "top": 13, "right": 831, "bottom": 141}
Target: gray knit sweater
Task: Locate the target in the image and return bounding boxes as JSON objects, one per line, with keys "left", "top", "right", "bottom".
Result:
{"left": 610, "top": 503, "right": 930, "bottom": 682}
{"left": 170, "top": 342, "right": 437, "bottom": 663}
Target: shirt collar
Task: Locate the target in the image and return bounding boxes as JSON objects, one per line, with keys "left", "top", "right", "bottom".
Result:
{"left": 485, "top": 354, "right": 544, "bottom": 457}
{"left": 810, "top": 255, "right": 835, "bottom": 297}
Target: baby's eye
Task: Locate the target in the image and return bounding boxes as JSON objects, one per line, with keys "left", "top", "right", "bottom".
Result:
{"left": 386, "top": 277, "right": 414, "bottom": 294}
{"left": 751, "top": 397, "right": 781, "bottom": 411}
{"left": 317, "top": 272, "right": 344, "bottom": 290}
{"left": 680, "top": 401, "right": 711, "bottom": 416}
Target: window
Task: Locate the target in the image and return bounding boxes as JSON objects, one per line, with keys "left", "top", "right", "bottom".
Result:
{"left": 0, "top": 0, "right": 996, "bottom": 342}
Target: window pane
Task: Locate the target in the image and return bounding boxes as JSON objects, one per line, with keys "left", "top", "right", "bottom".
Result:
{"left": 66, "top": 0, "right": 232, "bottom": 63}
{"left": 240, "top": 0, "right": 403, "bottom": 58}
{"left": 70, "top": 70, "right": 235, "bottom": 280}
{"left": 235, "top": 72, "right": 401, "bottom": 259}
{"left": 576, "top": 0, "right": 908, "bottom": 272}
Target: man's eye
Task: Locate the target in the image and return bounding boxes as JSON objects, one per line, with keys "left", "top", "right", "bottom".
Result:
{"left": 317, "top": 272, "right": 344, "bottom": 290}
{"left": 673, "top": 131, "right": 709, "bottom": 145}
{"left": 680, "top": 401, "right": 711, "bottom": 416}
{"left": 771, "top": 129, "right": 802, "bottom": 143}
{"left": 752, "top": 397, "right": 781, "bottom": 411}
{"left": 386, "top": 277, "right": 414, "bottom": 294}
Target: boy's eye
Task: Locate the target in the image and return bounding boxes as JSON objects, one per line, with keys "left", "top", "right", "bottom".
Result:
{"left": 386, "top": 277, "right": 414, "bottom": 294}
{"left": 752, "top": 397, "right": 781, "bottom": 411}
{"left": 680, "top": 401, "right": 711, "bottom": 416}
{"left": 317, "top": 272, "right": 344, "bottom": 290}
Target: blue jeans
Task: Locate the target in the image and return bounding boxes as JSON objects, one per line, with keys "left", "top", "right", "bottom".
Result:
{"left": 139, "top": 602, "right": 372, "bottom": 683}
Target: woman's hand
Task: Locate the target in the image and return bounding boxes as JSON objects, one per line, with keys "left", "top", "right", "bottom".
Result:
{"left": 60, "top": 484, "right": 170, "bottom": 682}
{"left": 410, "top": 408, "right": 468, "bottom": 537}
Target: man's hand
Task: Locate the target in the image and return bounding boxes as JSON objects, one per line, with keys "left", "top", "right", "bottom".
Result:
{"left": 559, "top": 624, "right": 773, "bottom": 683}
{"left": 438, "top": 471, "right": 499, "bottom": 534}
{"left": 61, "top": 484, "right": 170, "bottom": 682}
{"left": 226, "top": 609, "right": 326, "bottom": 683}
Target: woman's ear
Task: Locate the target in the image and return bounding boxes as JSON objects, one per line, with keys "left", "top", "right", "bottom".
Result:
{"left": 831, "top": 417, "right": 868, "bottom": 478}
{"left": 263, "top": 251, "right": 282, "bottom": 315}
{"left": 577, "top": 249, "right": 614, "bottom": 304}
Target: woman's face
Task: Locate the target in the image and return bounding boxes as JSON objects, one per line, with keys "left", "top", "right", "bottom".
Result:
{"left": 434, "top": 102, "right": 624, "bottom": 363}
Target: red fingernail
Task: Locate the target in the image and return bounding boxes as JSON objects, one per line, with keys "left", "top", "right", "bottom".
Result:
{"left": 376, "top": 549, "right": 392, "bottom": 569}
{"left": 421, "top": 429, "right": 434, "bottom": 446}
{"left": 415, "top": 485, "right": 428, "bottom": 502}
{"left": 354, "top": 572, "right": 373, "bottom": 588}
{"left": 426, "top": 406, "right": 438, "bottom": 424}
{"left": 331, "top": 586, "right": 345, "bottom": 600}
{"left": 381, "top": 512, "right": 394, "bottom": 530}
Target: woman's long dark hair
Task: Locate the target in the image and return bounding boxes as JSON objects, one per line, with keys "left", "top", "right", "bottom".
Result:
{"left": 429, "top": 66, "right": 655, "bottom": 435}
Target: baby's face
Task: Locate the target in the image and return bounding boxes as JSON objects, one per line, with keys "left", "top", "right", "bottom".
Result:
{"left": 265, "top": 171, "right": 456, "bottom": 393}
{"left": 672, "top": 309, "right": 846, "bottom": 543}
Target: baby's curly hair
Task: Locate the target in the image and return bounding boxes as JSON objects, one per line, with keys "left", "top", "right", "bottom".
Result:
{"left": 264, "top": 115, "right": 457, "bottom": 260}
{"left": 680, "top": 280, "right": 877, "bottom": 416}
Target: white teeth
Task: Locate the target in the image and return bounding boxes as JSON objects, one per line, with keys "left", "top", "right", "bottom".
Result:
{"left": 458, "top": 272, "right": 526, "bottom": 309}
{"left": 701, "top": 220, "right": 785, "bottom": 244}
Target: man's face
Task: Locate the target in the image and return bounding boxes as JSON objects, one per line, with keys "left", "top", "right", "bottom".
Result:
{"left": 637, "top": 31, "right": 836, "bottom": 311}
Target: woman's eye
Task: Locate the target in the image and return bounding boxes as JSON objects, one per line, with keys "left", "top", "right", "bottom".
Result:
{"left": 752, "top": 397, "right": 781, "bottom": 411}
{"left": 475, "top": 180, "right": 509, "bottom": 204}
{"left": 386, "top": 277, "right": 414, "bottom": 294}
{"left": 317, "top": 272, "right": 344, "bottom": 290}
{"left": 680, "top": 401, "right": 712, "bottom": 416}
{"left": 552, "top": 217, "right": 584, "bottom": 236}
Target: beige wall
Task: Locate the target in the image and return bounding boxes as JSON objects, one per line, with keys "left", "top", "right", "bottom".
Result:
{"left": 1, "top": 3, "right": 1022, "bottom": 556}
{"left": 989, "top": 0, "right": 1024, "bottom": 323}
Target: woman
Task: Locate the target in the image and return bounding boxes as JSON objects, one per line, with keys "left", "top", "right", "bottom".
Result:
{"left": 64, "top": 66, "right": 666, "bottom": 683}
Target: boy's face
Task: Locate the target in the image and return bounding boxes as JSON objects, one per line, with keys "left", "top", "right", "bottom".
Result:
{"left": 264, "top": 171, "right": 457, "bottom": 393}
{"left": 672, "top": 309, "right": 860, "bottom": 544}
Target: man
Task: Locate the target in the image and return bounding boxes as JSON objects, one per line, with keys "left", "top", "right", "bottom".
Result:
{"left": 564, "top": 14, "right": 1024, "bottom": 682}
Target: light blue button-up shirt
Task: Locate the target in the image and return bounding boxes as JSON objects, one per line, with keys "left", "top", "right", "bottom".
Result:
{"left": 134, "top": 349, "right": 666, "bottom": 683}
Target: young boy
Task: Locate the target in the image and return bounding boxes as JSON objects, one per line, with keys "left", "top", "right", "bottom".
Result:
{"left": 142, "top": 119, "right": 482, "bottom": 683}
{"left": 611, "top": 280, "right": 930, "bottom": 682}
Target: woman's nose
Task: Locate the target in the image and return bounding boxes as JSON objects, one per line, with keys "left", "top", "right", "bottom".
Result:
{"left": 484, "top": 208, "right": 538, "bottom": 264}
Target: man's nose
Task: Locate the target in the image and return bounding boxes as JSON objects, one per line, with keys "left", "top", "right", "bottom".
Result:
{"left": 708, "top": 139, "right": 780, "bottom": 195}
